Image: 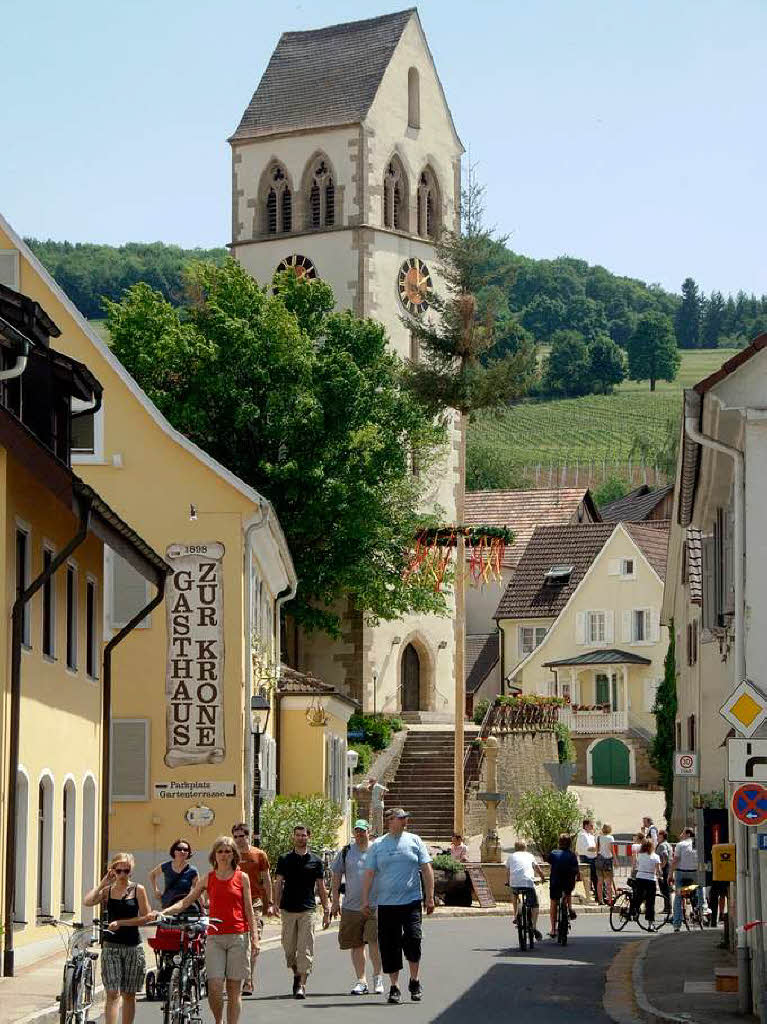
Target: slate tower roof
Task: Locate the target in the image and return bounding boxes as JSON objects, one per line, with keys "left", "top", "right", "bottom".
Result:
{"left": 230, "top": 9, "right": 416, "bottom": 141}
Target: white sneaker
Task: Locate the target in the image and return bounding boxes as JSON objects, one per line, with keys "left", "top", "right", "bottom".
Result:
{"left": 374, "top": 975, "right": 385, "bottom": 995}
{"left": 351, "top": 981, "right": 369, "bottom": 995}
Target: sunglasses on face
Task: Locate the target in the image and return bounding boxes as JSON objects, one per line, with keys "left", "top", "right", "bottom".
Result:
{"left": 175, "top": 847, "right": 191, "bottom": 853}
{"left": 232, "top": 833, "right": 247, "bottom": 839}
{"left": 113, "top": 868, "right": 130, "bottom": 875}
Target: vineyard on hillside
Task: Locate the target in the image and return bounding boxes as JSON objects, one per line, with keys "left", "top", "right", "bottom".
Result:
{"left": 467, "top": 349, "right": 738, "bottom": 492}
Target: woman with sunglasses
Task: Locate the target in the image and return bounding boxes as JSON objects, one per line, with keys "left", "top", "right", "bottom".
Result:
{"left": 149, "top": 838, "right": 199, "bottom": 909}
{"left": 84, "top": 853, "right": 153, "bottom": 1024}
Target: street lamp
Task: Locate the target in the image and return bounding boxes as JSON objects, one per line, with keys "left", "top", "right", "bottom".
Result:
{"left": 250, "top": 693, "right": 271, "bottom": 839}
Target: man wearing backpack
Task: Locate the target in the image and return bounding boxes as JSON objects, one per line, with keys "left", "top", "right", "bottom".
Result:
{"left": 330, "top": 820, "right": 384, "bottom": 995}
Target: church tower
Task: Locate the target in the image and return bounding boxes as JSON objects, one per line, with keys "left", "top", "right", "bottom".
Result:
{"left": 229, "top": 9, "right": 464, "bottom": 717}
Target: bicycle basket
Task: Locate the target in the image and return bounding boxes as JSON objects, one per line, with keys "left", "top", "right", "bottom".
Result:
{"left": 149, "top": 927, "right": 183, "bottom": 952}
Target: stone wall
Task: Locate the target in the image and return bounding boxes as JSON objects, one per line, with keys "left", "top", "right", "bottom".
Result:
{"left": 464, "top": 729, "right": 559, "bottom": 837}
{"left": 570, "top": 734, "right": 660, "bottom": 787}
{"left": 353, "top": 728, "right": 408, "bottom": 819}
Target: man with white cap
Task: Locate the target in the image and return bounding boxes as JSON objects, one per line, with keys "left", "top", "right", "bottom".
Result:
{"left": 361, "top": 808, "right": 434, "bottom": 1005}
{"left": 330, "top": 819, "right": 384, "bottom": 995}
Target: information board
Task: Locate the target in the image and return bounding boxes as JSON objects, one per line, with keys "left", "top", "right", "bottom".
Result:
{"left": 466, "top": 865, "right": 496, "bottom": 908}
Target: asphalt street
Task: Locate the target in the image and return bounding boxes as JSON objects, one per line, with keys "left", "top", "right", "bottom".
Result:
{"left": 132, "top": 915, "right": 636, "bottom": 1023}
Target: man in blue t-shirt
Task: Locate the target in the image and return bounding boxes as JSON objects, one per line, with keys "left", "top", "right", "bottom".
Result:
{"left": 361, "top": 808, "right": 434, "bottom": 1006}
{"left": 546, "top": 833, "right": 580, "bottom": 938}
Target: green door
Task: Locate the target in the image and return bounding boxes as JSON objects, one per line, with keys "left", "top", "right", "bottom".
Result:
{"left": 591, "top": 738, "right": 630, "bottom": 786}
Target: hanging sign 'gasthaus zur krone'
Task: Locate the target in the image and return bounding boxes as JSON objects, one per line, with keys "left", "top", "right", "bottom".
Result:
{"left": 165, "top": 542, "right": 226, "bottom": 766}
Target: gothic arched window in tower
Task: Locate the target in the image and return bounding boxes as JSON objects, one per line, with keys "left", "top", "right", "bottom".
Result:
{"left": 383, "top": 157, "right": 408, "bottom": 231}
{"left": 307, "top": 159, "right": 335, "bottom": 228}
{"left": 263, "top": 162, "right": 293, "bottom": 234}
{"left": 417, "top": 167, "right": 440, "bottom": 239}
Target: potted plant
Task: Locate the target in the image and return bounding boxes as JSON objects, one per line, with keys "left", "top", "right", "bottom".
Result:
{"left": 432, "top": 853, "right": 470, "bottom": 905}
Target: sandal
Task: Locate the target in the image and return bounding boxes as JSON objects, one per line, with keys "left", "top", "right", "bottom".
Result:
{"left": 242, "top": 984, "right": 254, "bottom": 997}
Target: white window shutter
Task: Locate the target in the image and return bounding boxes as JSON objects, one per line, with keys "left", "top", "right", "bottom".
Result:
{"left": 112, "top": 720, "right": 148, "bottom": 799}
{"left": 644, "top": 678, "right": 658, "bottom": 712}
{"left": 605, "top": 610, "right": 614, "bottom": 644}
{"left": 622, "top": 610, "right": 632, "bottom": 643}
{"left": 650, "top": 608, "right": 660, "bottom": 643}
{"left": 0, "top": 250, "right": 20, "bottom": 290}
{"left": 608, "top": 559, "right": 621, "bottom": 576}
{"left": 518, "top": 627, "right": 525, "bottom": 656}
{"left": 576, "top": 612, "right": 586, "bottom": 645}
{"left": 111, "top": 552, "right": 149, "bottom": 628}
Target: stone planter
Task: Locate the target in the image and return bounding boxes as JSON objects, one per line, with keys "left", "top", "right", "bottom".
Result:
{"left": 544, "top": 762, "right": 577, "bottom": 790}
{"left": 434, "top": 868, "right": 472, "bottom": 906}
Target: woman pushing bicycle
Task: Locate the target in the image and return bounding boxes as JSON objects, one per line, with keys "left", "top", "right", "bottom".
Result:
{"left": 161, "top": 835, "right": 259, "bottom": 1024}
{"left": 83, "top": 852, "right": 154, "bottom": 1024}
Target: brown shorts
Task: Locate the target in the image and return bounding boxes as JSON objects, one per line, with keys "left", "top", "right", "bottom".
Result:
{"left": 338, "top": 909, "right": 378, "bottom": 950}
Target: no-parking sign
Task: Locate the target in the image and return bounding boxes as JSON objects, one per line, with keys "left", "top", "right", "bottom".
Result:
{"left": 732, "top": 784, "right": 767, "bottom": 826}
{"left": 674, "top": 751, "right": 698, "bottom": 776}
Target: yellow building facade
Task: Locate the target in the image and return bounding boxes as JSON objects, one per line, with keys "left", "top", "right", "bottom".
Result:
{"left": 0, "top": 283, "right": 168, "bottom": 974}
{"left": 0, "top": 214, "right": 354, "bottom": 901}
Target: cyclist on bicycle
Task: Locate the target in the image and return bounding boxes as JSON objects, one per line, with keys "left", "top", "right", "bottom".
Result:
{"left": 506, "top": 841, "right": 545, "bottom": 941}
{"left": 546, "top": 834, "right": 580, "bottom": 938}
{"left": 671, "top": 827, "right": 701, "bottom": 932}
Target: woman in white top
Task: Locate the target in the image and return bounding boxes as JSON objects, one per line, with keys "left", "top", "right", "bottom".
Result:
{"left": 629, "top": 832, "right": 645, "bottom": 878}
{"left": 595, "top": 824, "right": 616, "bottom": 905}
{"left": 632, "top": 839, "right": 662, "bottom": 931}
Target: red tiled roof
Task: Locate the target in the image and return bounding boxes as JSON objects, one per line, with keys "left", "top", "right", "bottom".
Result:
{"left": 464, "top": 488, "right": 598, "bottom": 567}
{"left": 624, "top": 522, "right": 670, "bottom": 581}
{"left": 694, "top": 333, "right": 767, "bottom": 394}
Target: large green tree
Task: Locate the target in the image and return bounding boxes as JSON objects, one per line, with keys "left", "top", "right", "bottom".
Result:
{"left": 701, "top": 290, "right": 726, "bottom": 348}
{"left": 105, "top": 261, "right": 448, "bottom": 635}
{"left": 588, "top": 333, "right": 626, "bottom": 394}
{"left": 627, "top": 311, "right": 681, "bottom": 391}
{"left": 541, "top": 330, "right": 592, "bottom": 397}
{"left": 674, "top": 277, "right": 702, "bottom": 349}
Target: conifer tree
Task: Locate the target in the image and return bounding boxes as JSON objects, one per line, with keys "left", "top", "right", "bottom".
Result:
{"left": 702, "top": 290, "right": 726, "bottom": 347}
{"left": 674, "top": 277, "right": 701, "bottom": 349}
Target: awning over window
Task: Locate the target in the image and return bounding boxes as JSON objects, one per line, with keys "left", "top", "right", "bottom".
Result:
{"left": 542, "top": 648, "right": 652, "bottom": 668}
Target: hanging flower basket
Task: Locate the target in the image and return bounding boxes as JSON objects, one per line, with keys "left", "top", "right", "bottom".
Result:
{"left": 306, "top": 697, "right": 328, "bottom": 727}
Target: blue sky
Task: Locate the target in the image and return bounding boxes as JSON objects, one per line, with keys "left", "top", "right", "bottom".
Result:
{"left": 3, "top": 0, "right": 765, "bottom": 295}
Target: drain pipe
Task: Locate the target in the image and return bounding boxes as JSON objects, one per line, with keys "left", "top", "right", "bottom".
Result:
{"left": 3, "top": 499, "right": 92, "bottom": 978}
{"left": 273, "top": 573, "right": 298, "bottom": 801}
{"left": 101, "top": 575, "right": 167, "bottom": 872}
{"left": 0, "top": 337, "right": 29, "bottom": 381}
{"left": 684, "top": 403, "right": 749, "bottom": 1011}
{"left": 243, "top": 503, "right": 270, "bottom": 831}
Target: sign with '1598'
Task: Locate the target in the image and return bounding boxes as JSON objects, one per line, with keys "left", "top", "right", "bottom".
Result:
{"left": 164, "top": 543, "right": 226, "bottom": 767}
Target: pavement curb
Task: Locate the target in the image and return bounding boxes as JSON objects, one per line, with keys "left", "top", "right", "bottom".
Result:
{"left": 631, "top": 938, "right": 689, "bottom": 1024}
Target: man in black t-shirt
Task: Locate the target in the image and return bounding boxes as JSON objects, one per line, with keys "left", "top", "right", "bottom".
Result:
{"left": 274, "top": 824, "right": 331, "bottom": 1000}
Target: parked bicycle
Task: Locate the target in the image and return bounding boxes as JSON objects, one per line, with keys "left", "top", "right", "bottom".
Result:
{"left": 153, "top": 913, "right": 220, "bottom": 1024}
{"left": 678, "top": 884, "right": 706, "bottom": 931}
{"left": 609, "top": 884, "right": 670, "bottom": 933}
{"left": 43, "top": 916, "right": 101, "bottom": 1024}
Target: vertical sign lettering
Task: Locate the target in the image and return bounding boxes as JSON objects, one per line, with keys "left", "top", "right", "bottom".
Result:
{"left": 164, "top": 543, "right": 225, "bottom": 767}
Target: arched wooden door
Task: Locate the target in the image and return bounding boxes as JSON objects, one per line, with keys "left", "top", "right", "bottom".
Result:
{"left": 401, "top": 643, "right": 421, "bottom": 712}
{"left": 591, "top": 738, "right": 630, "bottom": 786}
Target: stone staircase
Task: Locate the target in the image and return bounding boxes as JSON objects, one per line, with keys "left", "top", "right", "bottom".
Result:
{"left": 384, "top": 730, "right": 461, "bottom": 842}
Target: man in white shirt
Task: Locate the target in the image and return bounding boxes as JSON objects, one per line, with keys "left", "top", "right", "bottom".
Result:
{"left": 671, "top": 827, "right": 701, "bottom": 931}
{"left": 506, "top": 841, "right": 545, "bottom": 940}
{"left": 643, "top": 817, "right": 659, "bottom": 845}
{"left": 575, "top": 819, "right": 598, "bottom": 901}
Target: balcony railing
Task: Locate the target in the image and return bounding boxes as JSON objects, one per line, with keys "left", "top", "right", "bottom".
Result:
{"left": 558, "top": 707, "right": 628, "bottom": 734}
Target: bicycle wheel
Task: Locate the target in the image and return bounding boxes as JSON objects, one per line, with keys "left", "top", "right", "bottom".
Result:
{"left": 654, "top": 892, "right": 671, "bottom": 930}
{"left": 517, "top": 908, "right": 527, "bottom": 951}
{"left": 75, "top": 958, "right": 94, "bottom": 1024}
{"left": 609, "top": 891, "right": 632, "bottom": 932}
{"left": 59, "top": 964, "right": 76, "bottom": 1024}
{"left": 527, "top": 907, "right": 535, "bottom": 950}
{"left": 558, "top": 901, "right": 568, "bottom": 945}
{"left": 164, "top": 968, "right": 182, "bottom": 1024}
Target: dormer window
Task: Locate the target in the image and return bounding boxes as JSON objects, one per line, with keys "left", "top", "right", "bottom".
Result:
{"left": 544, "top": 564, "right": 574, "bottom": 586}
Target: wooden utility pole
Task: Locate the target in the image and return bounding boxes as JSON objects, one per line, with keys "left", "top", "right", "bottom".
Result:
{"left": 454, "top": 411, "right": 466, "bottom": 834}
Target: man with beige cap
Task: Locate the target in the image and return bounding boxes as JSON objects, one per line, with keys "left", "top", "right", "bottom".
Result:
{"left": 361, "top": 808, "right": 434, "bottom": 1005}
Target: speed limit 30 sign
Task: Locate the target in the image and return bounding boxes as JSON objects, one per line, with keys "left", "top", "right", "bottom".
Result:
{"left": 674, "top": 751, "right": 698, "bottom": 776}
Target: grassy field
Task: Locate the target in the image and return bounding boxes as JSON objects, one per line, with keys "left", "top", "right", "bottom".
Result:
{"left": 468, "top": 348, "right": 739, "bottom": 490}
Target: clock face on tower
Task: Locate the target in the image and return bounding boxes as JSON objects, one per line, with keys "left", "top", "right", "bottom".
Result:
{"left": 398, "top": 257, "right": 432, "bottom": 315}
{"left": 275, "top": 254, "right": 317, "bottom": 280}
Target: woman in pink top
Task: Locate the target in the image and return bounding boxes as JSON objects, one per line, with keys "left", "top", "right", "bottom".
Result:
{"left": 449, "top": 833, "right": 469, "bottom": 863}
{"left": 164, "top": 837, "right": 257, "bottom": 1024}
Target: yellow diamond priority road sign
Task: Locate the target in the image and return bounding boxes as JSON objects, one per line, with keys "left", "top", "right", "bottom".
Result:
{"left": 720, "top": 680, "right": 767, "bottom": 738}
